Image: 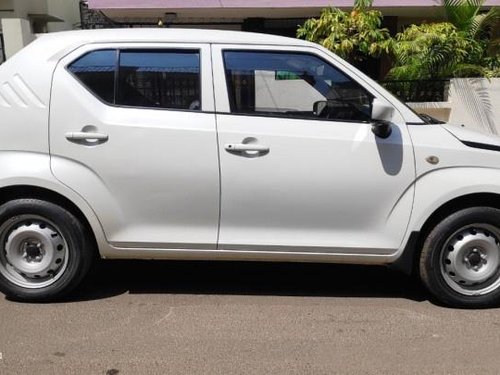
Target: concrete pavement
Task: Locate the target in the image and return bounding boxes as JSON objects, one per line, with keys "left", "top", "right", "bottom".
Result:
{"left": 1, "top": 260, "right": 500, "bottom": 374}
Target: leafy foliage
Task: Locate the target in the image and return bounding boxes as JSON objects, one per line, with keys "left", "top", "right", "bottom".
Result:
{"left": 298, "top": 0, "right": 499, "bottom": 79}
{"left": 444, "top": 0, "right": 500, "bottom": 76}
{"left": 388, "top": 0, "right": 499, "bottom": 80}
{"left": 297, "top": 0, "right": 392, "bottom": 62}
{"left": 388, "top": 23, "right": 489, "bottom": 79}
{"left": 444, "top": 0, "right": 500, "bottom": 40}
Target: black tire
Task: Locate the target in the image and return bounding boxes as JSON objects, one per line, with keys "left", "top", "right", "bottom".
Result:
{"left": 0, "top": 199, "right": 94, "bottom": 302}
{"left": 420, "top": 207, "right": 500, "bottom": 308}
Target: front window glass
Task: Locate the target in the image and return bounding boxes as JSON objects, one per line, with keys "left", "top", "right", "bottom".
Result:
{"left": 223, "top": 51, "right": 373, "bottom": 122}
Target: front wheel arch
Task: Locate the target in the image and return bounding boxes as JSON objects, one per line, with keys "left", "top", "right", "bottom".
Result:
{"left": 419, "top": 207, "right": 500, "bottom": 307}
{"left": 391, "top": 193, "right": 500, "bottom": 276}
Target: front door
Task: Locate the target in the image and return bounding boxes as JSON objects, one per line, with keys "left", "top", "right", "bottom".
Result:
{"left": 212, "top": 45, "right": 416, "bottom": 254}
{"left": 50, "top": 43, "right": 219, "bottom": 249}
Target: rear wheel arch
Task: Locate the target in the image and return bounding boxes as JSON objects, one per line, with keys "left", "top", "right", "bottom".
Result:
{"left": 0, "top": 185, "right": 99, "bottom": 258}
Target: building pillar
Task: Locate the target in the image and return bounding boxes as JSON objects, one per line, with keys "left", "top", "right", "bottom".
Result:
{"left": 1, "top": 18, "right": 35, "bottom": 59}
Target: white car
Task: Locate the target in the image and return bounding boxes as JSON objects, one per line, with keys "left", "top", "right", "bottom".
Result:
{"left": 0, "top": 29, "right": 500, "bottom": 307}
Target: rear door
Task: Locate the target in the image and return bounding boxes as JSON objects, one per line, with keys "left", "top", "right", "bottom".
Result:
{"left": 50, "top": 43, "right": 220, "bottom": 249}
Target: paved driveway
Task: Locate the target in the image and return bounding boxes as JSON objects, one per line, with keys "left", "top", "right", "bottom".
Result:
{"left": 1, "top": 260, "right": 500, "bottom": 374}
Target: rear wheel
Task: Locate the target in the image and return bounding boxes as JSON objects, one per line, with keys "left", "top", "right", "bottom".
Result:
{"left": 420, "top": 207, "right": 500, "bottom": 308}
{"left": 0, "top": 199, "right": 93, "bottom": 301}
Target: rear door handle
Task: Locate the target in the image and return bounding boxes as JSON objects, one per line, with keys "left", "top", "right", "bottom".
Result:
{"left": 65, "top": 131, "right": 109, "bottom": 144}
{"left": 225, "top": 144, "right": 269, "bottom": 153}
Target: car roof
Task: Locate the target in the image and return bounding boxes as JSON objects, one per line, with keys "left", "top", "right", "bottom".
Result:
{"left": 37, "top": 28, "right": 314, "bottom": 48}
{"left": 0, "top": 28, "right": 318, "bottom": 110}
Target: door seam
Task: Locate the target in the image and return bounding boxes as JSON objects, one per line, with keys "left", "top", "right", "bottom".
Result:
{"left": 209, "top": 43, "right": 223, "bottom": 249}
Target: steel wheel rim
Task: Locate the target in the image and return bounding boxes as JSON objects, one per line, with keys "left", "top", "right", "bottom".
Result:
{"left": 440, "top": 223, "right": 500, "bottom": 296}
{"left": 0, "top": 215, "right": 69, "bottom": 289}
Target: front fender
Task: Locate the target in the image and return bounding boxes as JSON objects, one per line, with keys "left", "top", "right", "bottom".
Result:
{"left": 388, "top": 167, "right": 500, "bottom": 271}
{"left": 409, "top": 167, "right": 500, "bottom": 232}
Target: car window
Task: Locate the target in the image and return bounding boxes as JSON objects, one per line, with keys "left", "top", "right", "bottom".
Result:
{"left": 68, "top": 49, "right": 116, "bottom": 104}
{"left": 116, "top": 50, "right": 201, "bottom": 110}
{"left": 223, "top": 51, "right": 373, "bottom": 122}
{"left": 68, "top": 49, "right": 201, "bottom": 111}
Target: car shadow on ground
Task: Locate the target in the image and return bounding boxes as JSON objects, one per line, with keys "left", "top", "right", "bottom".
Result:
{"left": 67, "top": 260, "right": 429, "bottom": 303}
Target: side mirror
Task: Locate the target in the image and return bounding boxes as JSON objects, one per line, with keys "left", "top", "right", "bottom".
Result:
{"left": 371, "top": 98, "right": 394, "bottom": 139}
{"left": 313, "top": 100, "right": 327, "bottom": 117}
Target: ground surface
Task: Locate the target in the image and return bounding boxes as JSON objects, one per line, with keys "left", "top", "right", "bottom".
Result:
{"left": 1, "top": 260, "right": 500, "bottom": 374}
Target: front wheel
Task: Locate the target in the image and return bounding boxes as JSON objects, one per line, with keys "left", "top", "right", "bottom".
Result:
{"left": 0, "top": 199, "right": 93, "bottom": 301}
{"left": 420, "top": 207, "right": 500, "bottom": 308}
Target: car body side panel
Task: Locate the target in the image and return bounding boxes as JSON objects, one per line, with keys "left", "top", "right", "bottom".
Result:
{"left": 0, "top": 151, "right": 112, "bottom": 255}
{"left": 382, "top": 125, "right": 500, "bottom": 263}
{"left": 408, "top": 125, "right": 500, "bottom": 229}
{"left": 211, "top": 44, "right": 416, "bottom": 255}
{"left": 3, "top": 31, "right": 500, "bottom": 265}
{"left": 49, "top": 43, "right": 220, "bottom": 249}
{"left": 0, "top": 39, "right": 54, "bottom": 154}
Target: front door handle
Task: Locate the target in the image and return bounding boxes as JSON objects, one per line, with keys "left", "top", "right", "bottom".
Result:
{"left": 65, "top": 126, "right": 109, "bottom": 145}
{"left": 65, "top": 131, "right": 109, "bottom": 142}
{"left": 225, "top": 143, "right": 269, "bottom": 153}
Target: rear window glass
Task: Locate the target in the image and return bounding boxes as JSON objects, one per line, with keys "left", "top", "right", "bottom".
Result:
{"left": 68, "top": 49, "right": 116, "bottom": 104}
{"left": 116, "top": 50, "right": 201, "bottom": 110}
{"left": 67, "top": 49, "right": 201, "bottom": 111}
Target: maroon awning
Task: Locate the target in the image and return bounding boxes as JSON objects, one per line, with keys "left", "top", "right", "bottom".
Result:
{"left": 87, "top": 0, "right": 495, "bottom": 9}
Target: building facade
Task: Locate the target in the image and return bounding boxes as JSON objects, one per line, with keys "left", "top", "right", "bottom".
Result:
{"left": 80, "top": 0, "right": 500, "bottom": 130}
{"left": 84, "top": 0, "right": 500, "bottom": 35}
{"left": 81, "top": 0, "right": 499, "bottom": 79}
{"left": 0, "top": 0, "right": 80, "bottom": 61}
{"left": 1, "top": 0, "right": 498, "bottom": 64}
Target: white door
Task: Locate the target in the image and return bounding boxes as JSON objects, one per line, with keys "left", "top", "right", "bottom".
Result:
{"left": 50, "top": 44, "right": 219, "bottom": 249}
{"left": 212, "top": 45, "right": 416, "bottom": 254}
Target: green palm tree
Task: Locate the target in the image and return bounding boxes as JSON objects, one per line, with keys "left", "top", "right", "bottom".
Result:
{"left": 388, "top": 1, "right": 499, "bottom": 79}
{"left": 445, "top": 0, "right": 499, "bottom": 76}
{"left": 444, "top": 0, "right": 499, "bottom": 41}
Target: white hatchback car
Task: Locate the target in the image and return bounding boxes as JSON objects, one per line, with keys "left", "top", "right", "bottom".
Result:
{"left": 1, "top": 29, "right": 500, "bottom": 307}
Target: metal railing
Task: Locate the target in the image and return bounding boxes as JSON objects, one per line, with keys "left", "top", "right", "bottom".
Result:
{"left": 79, "top": 0, "right": 118, "bottom": 29}
{"left": 381, "top": 79, "right": 450, "bottom": 103}
{"left": 79, "top": 0, "right": 241, "bottom": 29}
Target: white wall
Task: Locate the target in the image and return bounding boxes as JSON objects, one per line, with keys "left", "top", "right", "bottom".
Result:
{"left": 0, "top": 18, "right": 34, "bottom": 58}
{"left": 255, "top": 70, "right": 323, "bottom": 112}
{"left": 47, "top": 0, "right": 80, "bottom": 32}
{"left": 1, "top": 0, "right": 47, "bottom": 19}
{"left": 0, "top": 0, "right": 79, "bottom": 58}
{"left": 448, "top": 78, "right": 500, "bottom": 135}
{"left": 409, "top": 79, "right": 500, "bottom": 135}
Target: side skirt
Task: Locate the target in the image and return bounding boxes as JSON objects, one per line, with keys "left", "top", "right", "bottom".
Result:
{"left": 101, "top": 246, "right": 397, "bottom": 265}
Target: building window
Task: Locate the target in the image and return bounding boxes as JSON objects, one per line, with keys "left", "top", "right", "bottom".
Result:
{"left": 68, "top": 49, "right": 116, "bottom": 103}
{"left": 223, "top": 50, "right": 373, "bottom": 122}
{"left": 116, "top": 50, "right": 201, "bottom": 110}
